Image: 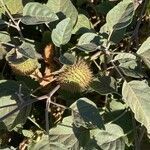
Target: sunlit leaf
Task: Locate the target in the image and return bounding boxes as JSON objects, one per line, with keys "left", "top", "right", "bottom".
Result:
{"left": 46, "top": 0, "right": 78, "bottom": 25}
{"left": 122, "top": 80, "right": 150, "bottom": 134}
{"left": 114, "top": 52, "right": 136, "bottom": 63}
{"left": 51, "top": 18, "right": 73, "bottom": 47}
{"left": 0, "top": 80, "right": 31, "bottom": 130}
{"left": 137, "top": 37, "right": 150, "bottom": 69}
{"left": 21, "top": 2, "right": 58, "bottom": 25}
{"left": 72, "top": 14, "right": 92, "bottom": 35}
{"left": 85, "top": 124, "right": 125, "bottom": 150}
{"left": 78, "top": 32, "right": 101, "bottom": 45}
{"left": 76, "top": 43, "right": 98, "bottom": 52}
{"left": 31, "top": 116, "right": 90, "bottom": 150}
{"left": 106, "top": 0, "right": 134, "bottom": 31}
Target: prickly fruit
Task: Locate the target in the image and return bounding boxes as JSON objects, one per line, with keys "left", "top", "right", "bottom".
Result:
{"left": 6, "top": 48, "right": 38, "bottom": 76}
{"left": 58, "top": 59, "right": 93, "bottom": 93}
{"left": 10, "top": 58, "right": 38, "bottom": 75}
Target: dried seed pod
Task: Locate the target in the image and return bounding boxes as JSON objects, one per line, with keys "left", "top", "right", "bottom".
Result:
{"left": 58, "top": 59, "right": 93, "bottom": 93}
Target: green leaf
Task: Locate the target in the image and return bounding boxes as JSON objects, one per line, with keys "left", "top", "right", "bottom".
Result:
{"left": 46, "top": 0, "right": 78, "bottom": 25}
{"left": 106, "top": 0, "right": 134, "bottom": 31}
{"left": 114, "top": 52, "right": 136, "bottom": 63}
{"left": 21, "top": 2, "right": 58, "bottom": 25}
{"left": 31, "top": 137, "right": 67, "bottom": 150}
{"left": 104, "top": 102, "right": 133, "bottom": 146}
{"left": 100, "top": 23, "right": 126, "bottom": 45}
{"left": 90, "top": 76, "right": 117, "bottom": 95}
{"left": 122, "top": 80, "right": 150, "bottom": 134}
{"left": 32, "top": 116, "right": 90, "bottom": 150}
{"left": 51, "top": 18, "right": 73, "bottom": 47}
{"left": 18, "top": 42, "right": 36, "bottom": 59}
{"left": 0, "top": 80, "right": 31, "bottom": 130}
{"left": 0, "top": 0, "right": 24, "bottom": 15}
{"left": 0, "top": 31, "right": 11, "bottom": 60}
{"left": 72, "top": 14, "right": 92, "bottom": 35}
{"left": 59, "top": 53, "right": 76, "bottom": 65}
{"left": 76, "top": 43, "right": 98, "bottom": 52}
{"left": 119, "top": 60, "right": 145, "bottom": 78}
{"left": 85, "top": 124, "right": 125, "bottom": 150}
{"left": 0, "top": 31, "right": 11, "bottom": 43}
{"left": 78, "top": 32, "right": 101, "bottom": 45}
{"left": 70, "top": 98, "right": 104, "bottom": 129}
{"left": 137, "top": 37, "right": 150, "bottom": 69}
{"left": 95, "top": 1, "right": 115, "bottom": 15}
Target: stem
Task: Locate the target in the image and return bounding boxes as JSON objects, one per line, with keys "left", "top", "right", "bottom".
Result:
{"left": 27, "top": 117, "right": 46, "bottom": 133}
{"left": 45, "top": 85, "right": 60, "bottom": 138}
{"left": 0, "top": 103, "right": 17, "bottom": 109}
{"left": 93, "top": 60, "right": 101, "bottom": 71}
{"left": 132, "top": 0, "right": 148, "bottom": 48}
{"left": 131, "top": 112, "right": 140, "bottom": 150}
{"left": 111, "top": 61, "right": 126, "bottom": 80}
{"left": 106, "top": 109, "right": 128, "bottom": 125}
{"left": 0, "top": 0, "right": 24, "bottom": 39}
{"left": 0, "top": 41, "right": 16, "bottom": 48}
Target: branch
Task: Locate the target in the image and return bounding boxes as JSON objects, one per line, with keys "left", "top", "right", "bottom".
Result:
{"left": 132, "top": 0, "right": 148, "bottom": 48}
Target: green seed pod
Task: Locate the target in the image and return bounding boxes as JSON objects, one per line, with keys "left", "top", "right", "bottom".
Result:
{"left": 58, "top": 59, "right": 93, "bottom": 93}
{"left": 10, "top": 58, "right": 38, "bottom": 75}
{"left": 6, "top": 48, "right": 38, "bottom": 76}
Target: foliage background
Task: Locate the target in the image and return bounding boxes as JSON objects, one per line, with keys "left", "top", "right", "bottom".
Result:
{"left": 0, "top": 0, "right": 150, "bottom": 149}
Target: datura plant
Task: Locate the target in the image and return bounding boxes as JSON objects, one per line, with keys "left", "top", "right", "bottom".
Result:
{"left": 0, "top": 0, "right": 150, "bottom": 150}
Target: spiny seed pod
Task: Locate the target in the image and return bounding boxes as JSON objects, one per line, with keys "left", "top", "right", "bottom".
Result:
{"left": 58, "top": 59, "right": 93, "bottom": 93}
{"left": 6, "top": 48, "right": 38, "bottom": 76}
{"left": 10, "top": 58, "right": 38, "bottom": 75}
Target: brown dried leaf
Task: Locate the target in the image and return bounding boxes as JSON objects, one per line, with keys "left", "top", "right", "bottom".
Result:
{"left": 39, "top": 64, "right": 56, "bottom": 87}
{"left": 43, "top": 44, "right": 54, "bottom": 64}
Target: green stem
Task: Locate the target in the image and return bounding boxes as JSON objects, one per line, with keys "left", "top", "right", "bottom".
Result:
{"left": 106, "top": 109, "right": 128, "bottom": 125}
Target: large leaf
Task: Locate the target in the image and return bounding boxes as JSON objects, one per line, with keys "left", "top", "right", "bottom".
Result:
{"left": 90, "top": 76, "right": 117, "bottom": 95}
{"left": 85, "top": 124, "right": 125, "bottom": 150}
{"left": 0, "top": 80, "right": 31, "bottom": 130}
{"left": 21, "top": 2, "right": 58, "bottom": 25}
{"left": 31, "top": 136, "right": 67, "bottom": 150}
{"left": 51, "top": 18, "right": 73, "bottom": 47}
{"left": 31, "top": 116, "right": 90, "bottom": 150}
{"left": 137, "top": 37, "right": 150, "bottom": 69}
{"left": 119, "top": 60, "right": 146, "bottom": 78}
{"left": 72, "top": 14, "right": 92, "bottom": 35}
{"left": 106, "top": 0, "right": 134, "bottom": 31}
{"left": 70, "top": 98, "right": 104, "bottom": 129}
{"left": 100, "top": 23, "right": 126, "bottom": 45}
{"left": 46, "top": 0, "right": 78, "bottom": 25}
{"left": 114, "top": 52, "right": 136, "bottom": 63}
{"left": 122, "top": 80, "right": 150, "bottom": 134}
